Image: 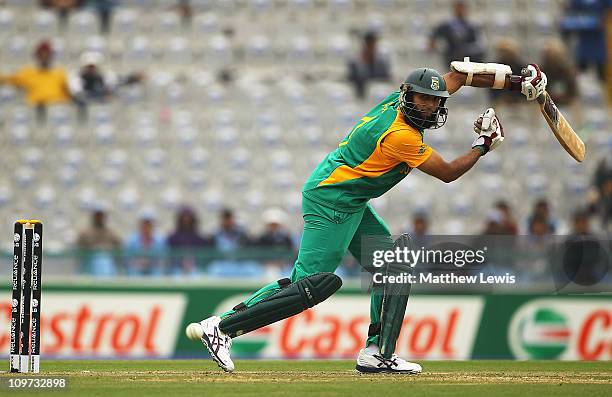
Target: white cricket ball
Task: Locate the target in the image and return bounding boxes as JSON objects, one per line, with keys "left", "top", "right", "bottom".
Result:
{"left": 185, "top": 322, "right": 204, "bottom": 340}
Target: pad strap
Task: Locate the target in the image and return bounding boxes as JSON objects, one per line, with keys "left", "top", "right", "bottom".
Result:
{"left": 463, "top": 57, "right": 474, "bottom": 86}
{"left": 219, "top": 272, "right": 342, "bottom": 338}
{"left": 278, "top": 278, "right": 291, "bottom": 288}
{"left": 368, "top": 322, "right": 381, "bottom": 337}
{"left": 493, "top": 69, "right": 507, "bottom": 89}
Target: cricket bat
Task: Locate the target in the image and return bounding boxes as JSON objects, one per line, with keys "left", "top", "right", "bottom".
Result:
{"left": 520, "top": 68, "right": 586, "bottom": 162}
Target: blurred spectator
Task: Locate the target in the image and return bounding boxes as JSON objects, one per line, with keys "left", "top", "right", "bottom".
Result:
{"left": 124, "top": 211, "right": 166, "bottom": 276}
{"left": 560, "top": 0, "right": 609, "bottom": 82}
{"left": 529, "top": 215, "right": 553, "bottom": 238}
{"left": 410, "top": 211, "right": 430, "bottom": 248}
{"left": 255, "top": 208, "right": 293, "bottom": 250}
{"left": 68, "top": 51, "right": 144, "bottom": 110}
{"left": 571, "top": 208, "right": 591, "bottom": 235}
{"left": 495, "top": 200, "right": 518, "bottom": 235}
{"left": 492, "top": 38, "right": 523, "bottom": 76}
{"left": 588, "top": 162, "right": 612, "bottom": 230}
{"left": 213, "top": 208, "right": 250, "bottom": 252}
{"left": 540, "top": 39, "right": 579, "bottom": 107}
{"left": 589, "top": 152, "right": 612, "bottom": 229}
{"left": 0, "top": 40, "right": 71, "bottom": 122}
{"left": 86, "top": 0, "right": 118, "bottom": 34}
{"left": 517, "top": 214, "right": 553, "bottom": 281}
{"left": 208, "top": 209, "right": 259, "bottom": 277}
{"left": 412, "top": 212, "right": 428, "bottom": 238}
{"left": 527, "top": 214, "right": 553, "bottom": 277}
{"left": 482, "top": 209, "right": 504, "bottom": 235}
{"left": 40, "top": 0, "right": 84, "bottom": 30}
{"left": 527, "top": 199, "right": 558, "bottom": 234}
{"left": 68, "top": 52, "right": 114, "bottom": 103}
{"left": 76, "top": 208, "right": 121, "bottom": 276}
{"left": 479, "top": 209, "right": 515, "bottom": 275}
{"left": 562, "top": 209, "right": 609, "bottom": 285}
{"left": 167, "top": 206, "right": 211, "bottom": 276}
{"left": 171, "top": 0, "right": 193, "bottom": 27}
{"left": 429, "top": 0, "right": 485, "bottom": 67}
{"left": 593, "top": 154, "right": 612, "bottom": 193}
{"left": 489, "top": 39, "right": 526, "bottom": 106}
{"left": 253, "top": 208, "right": 294, "bottom": 277}
{"left": 479, "top": 201, "right": 520, "bottom": 277}
{"left": 347, "top": 30, "right": 391, "bottom": 99}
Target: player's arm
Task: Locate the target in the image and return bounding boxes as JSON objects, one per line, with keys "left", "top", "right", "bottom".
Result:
{"left": 418, "top": 148, "right": 481, "bottom": 183}
{"left": 0, "top": 67, "right": 10, "bottom": 84}
{"left": 444, "top": 60, "right": 548, "bottom": 102}
{"left": 0, "top": 70, "right": 24, "bottom": 86}
{"left": 446, "top": 58, "right": 516, "bottom": 95}
{"left": 442, "top": 71, "right": 467, "bottom": 95}
{"left": 418, "top": 108, "right": 505, "bottom": 183}
{"left": 443, "top": 70, "right": 512, "bottom": 95}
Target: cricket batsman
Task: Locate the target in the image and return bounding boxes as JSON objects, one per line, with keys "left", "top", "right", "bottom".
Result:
{"left": 186, "top": 60, "right": 548, "bottom": 373}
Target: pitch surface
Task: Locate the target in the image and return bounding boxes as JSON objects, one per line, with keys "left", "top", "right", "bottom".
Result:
{"left": 1, "top": 360, "right": 611, "bottom": 396}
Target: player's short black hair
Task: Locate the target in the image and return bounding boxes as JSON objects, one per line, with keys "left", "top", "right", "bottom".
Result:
{"left": 363, "top": 30, "right": 378, "bottom": 43}
{"left": 221, "top": 208, "right": 234, "bottom": 218}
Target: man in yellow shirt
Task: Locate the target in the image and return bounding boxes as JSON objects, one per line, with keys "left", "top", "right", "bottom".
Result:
{"left": 0, "top": 40, "right": 72, "bottom": 107}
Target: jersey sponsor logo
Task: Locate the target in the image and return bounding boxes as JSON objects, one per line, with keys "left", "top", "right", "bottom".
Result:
{"left": 431, "top": 76, "right": 440, "bottom": 90}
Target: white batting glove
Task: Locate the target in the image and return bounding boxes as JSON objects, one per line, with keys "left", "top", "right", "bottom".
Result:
{"left": 521, "top": 63, "right": 547, "bottom": 101}
{"left": 472, "top": 108, "right": 504, "bottom": 155}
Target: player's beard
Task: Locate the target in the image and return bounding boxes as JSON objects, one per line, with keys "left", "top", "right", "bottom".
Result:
{"left": 399, "top": 90, "right": 448, "bottom": 130}
{"left": 400, "top": 101, "right": 448, "bottom": 130}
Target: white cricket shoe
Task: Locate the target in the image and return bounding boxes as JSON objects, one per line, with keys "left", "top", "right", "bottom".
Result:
{"left": 186, "top": 316, "right": 234, "bottom": 373}
{"left": 355, "top": 348, "right": 422, "bottom": 374}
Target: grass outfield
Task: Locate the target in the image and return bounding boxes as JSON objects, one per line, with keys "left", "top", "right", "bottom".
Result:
{"left": 1, "top": 360, "right": 612, "bottom": 397}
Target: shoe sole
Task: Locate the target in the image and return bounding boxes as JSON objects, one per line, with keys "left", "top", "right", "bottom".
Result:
{"left": 355, "top": 365, "right": 420, "bottom": 375}
{"left": 201, "top": 330, "right": 234, "bottom": 373}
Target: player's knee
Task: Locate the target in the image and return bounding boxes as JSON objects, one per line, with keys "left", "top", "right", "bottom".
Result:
{"left": 290, "top": 253, "right": 345, "bottom": 282}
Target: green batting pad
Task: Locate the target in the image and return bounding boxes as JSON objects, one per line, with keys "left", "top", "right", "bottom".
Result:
{"left": 219, "top": 272, "right": 342, "bottom": 338}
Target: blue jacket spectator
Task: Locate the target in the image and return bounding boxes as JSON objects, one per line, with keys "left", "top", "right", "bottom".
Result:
{"left": 208, "top": 208, "right": 258, "bottom": 277}
{"left": 527, "top": 199, "right": 559, "bottom": 235}
{"left": 560, "top": 0, "right": 610, "bottom": 81}
{"left": 124, "top": 212, "right": 166, "bottom": 276}
{"left": 213, "top": 208, "right": 250, "bottom": 252}
{"left": 76, "top": 207, "right": 121, "bottom": 276}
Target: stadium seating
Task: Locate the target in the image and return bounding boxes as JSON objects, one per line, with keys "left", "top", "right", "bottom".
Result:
{"left": 0, "top": 0, "right": 608, "bottom": 252}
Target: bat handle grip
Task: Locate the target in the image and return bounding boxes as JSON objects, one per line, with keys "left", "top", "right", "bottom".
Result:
{"left": 509, "top": 67, "right": 541, "bottom": 93}
{"left": 509, "top": 74, "right": 523, "bottom": 92}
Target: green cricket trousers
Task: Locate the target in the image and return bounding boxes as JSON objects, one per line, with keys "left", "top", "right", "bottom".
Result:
{"left": 220, "top": 195, "right": 394, "bottom": 346}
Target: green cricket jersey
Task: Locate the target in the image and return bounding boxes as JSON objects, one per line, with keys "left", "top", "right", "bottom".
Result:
{"left": 302, "top": 91, "right": 433, "bottom": 212}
